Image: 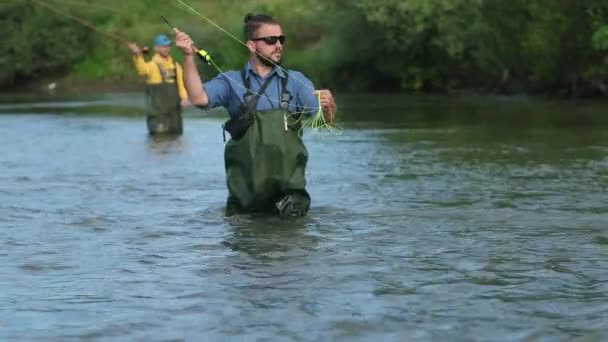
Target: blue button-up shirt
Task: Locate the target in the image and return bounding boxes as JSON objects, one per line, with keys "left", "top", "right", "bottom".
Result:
{"left": 201, "top": 61, "right": 320, "bottom": 118}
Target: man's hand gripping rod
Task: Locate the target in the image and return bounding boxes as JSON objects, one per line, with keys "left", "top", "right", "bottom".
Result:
{"left": 159, "top": 15, "right": 212, "bottom": 65}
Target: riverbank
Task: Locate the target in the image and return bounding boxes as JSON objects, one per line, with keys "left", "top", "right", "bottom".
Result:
{"left": 1, "top": 77, "right": 143, "bottom": 97}
{"left": 3, "top": 77, "right": 606, "bottom": 106}
{"left": 0, "top": 77, "right": 155, "bottom": 109}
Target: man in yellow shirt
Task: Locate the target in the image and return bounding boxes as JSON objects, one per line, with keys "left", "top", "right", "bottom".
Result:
{"left": 128, "top": 34, "right": 189, "bottom": 135}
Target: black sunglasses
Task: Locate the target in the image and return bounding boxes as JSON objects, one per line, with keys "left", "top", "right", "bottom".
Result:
{"left": 251, "top": 35, "right": 285, "bottom": 45}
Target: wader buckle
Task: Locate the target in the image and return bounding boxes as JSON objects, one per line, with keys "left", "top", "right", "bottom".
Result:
{"left": 280, "top": 93, "right": 292, "bottom": 110}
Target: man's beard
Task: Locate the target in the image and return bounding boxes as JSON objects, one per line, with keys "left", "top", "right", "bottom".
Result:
{"left": 256, "top": 49, "right": 282, "bottom": 67}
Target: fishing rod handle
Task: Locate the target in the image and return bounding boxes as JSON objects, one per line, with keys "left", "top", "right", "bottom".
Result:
{"left": 196, "top": 49, "right": 212, "bottom": 65}
{"left": 172, "top": 27, "right": 211, "bottom": 65}
{"left": 188, "top": 43, "right": 211, "bottom": 65}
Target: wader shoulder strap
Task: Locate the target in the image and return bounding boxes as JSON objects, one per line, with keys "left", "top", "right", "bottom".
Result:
{"left": 239, "top": 69, "right": 291, "bottom": 110}
{"left": 241, "top": 69, "right": 251, "bottom": 97}
{"left": 155, "top": 62, "right": 167, "bottom": 83}
{"left": 280, "top": 72, "right": 291, "bottom": 110}
{"left": 280, "top": 72, "right": 301, "bottom": 134}
{"left": 222, "top": 69, "right": 276, "bottom": 142}
{"left": 240, "top": 69, "right": 276, "bottom": 112}
{"left": 222, "top": 69, "right": 295, "bottom": 141}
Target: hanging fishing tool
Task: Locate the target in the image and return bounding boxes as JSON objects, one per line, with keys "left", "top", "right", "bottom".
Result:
{"left": 157, "top": 14, "right": 212, "bottom": 65}
{"left": 30, "top": 0, "right": 149, "bottom": 53}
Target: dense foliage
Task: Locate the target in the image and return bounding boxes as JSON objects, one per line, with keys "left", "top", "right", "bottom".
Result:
{"left": 2, "top": 0, "right": 608, "bottom": 96}
{"left": 0, "top": 1, "right": 94, "bottom": 86}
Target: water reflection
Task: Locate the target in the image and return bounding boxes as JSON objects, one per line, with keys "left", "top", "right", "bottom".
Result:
{"left": 145, "top": 134, "right": 189, "bottom": 155}
{"left": 222, "top": 215, "right": 316, "bottom": 258}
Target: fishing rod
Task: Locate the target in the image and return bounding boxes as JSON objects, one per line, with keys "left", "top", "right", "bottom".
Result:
{"left": 30, "top": 0, "right": 150, "bottom": 53}
{"left": 155, "top": 14, "right": 319, "bottom": 120}
{"left": 150, "top": 10, "right": 298, "bottom": 111}
{"left": 173, "top": 0, "right": 309, "bottom": 92}
{"left": 156, "top": 13, "right": 212, "bottom": 65}
{"left": 157, "top": 2, "right": 342, "bottom": 134}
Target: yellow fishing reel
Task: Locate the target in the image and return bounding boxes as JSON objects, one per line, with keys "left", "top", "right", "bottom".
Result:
{"left": 197, "top": 49, "right": 212, "bottom": 65}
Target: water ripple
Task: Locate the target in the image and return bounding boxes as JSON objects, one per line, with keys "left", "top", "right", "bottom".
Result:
{"left": 1, "top": 104, "right": 608, "bottom": 340}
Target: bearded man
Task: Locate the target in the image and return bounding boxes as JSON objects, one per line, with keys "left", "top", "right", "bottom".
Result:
{"left": 175, "top": 13, "right": 337, "bottom": 218}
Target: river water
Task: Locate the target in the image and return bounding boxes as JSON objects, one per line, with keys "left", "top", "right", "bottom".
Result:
{"left": 1, "top": 92, "right": 607, "bottom": 341}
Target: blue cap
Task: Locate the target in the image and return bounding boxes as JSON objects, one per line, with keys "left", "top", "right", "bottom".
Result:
{"left": 153, "top": 34, "right": 171, "bottom": 46}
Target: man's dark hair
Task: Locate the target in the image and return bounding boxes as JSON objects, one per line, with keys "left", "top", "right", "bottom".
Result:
{"left": 243, "top": 13, "right": 279, "bottom": 40}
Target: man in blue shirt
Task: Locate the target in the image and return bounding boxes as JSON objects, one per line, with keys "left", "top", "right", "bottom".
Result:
{"left": 175, "top": 13, "right": 337, "bottom": 218}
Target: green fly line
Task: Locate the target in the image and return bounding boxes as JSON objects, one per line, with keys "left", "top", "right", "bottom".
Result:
{"left": 40, "top": 0, "right": 343, "bottom": 136}
{"left": 204, "top": 50, "right": 342, "bottom": 136}
{"left": 170, "top": 0, "right": 343, "bottom": 135}
{"left": 207, "top": 54, "right": 316, "bottom": 120}
{"left": 154, "top": 13, "right": 312, "bottom": 119}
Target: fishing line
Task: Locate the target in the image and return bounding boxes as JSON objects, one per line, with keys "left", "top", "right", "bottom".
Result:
{"left": 154, "top": 11, "right": 317, "bottom": 119}
{"left": 205, "top": 54, "right": 333, "bottom": 135}
{"left": 198, "top": 43, "right": 330, "bottom": 131}
{"left": 170, "top": 0, "right": 342, "bottom": 133}
{"left": 172, "top": 0, "right": 309, "bottom": 91}
{"left": 203, "top": 53, "right": 320, "bottom": 126}
{"left": 48, "top": 0, "right": 341, "bottom": 134}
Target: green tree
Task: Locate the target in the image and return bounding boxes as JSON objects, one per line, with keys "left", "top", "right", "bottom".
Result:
{"left": 0, "top": 1, "right": 96, "bottom": 87}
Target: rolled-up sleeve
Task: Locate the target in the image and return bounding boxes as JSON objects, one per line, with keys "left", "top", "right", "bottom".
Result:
{"left": 293, "top": 72, "right": 320, "bottom": 116}
{"left": 202, "top": 74, "right": 230, "bottom": 109}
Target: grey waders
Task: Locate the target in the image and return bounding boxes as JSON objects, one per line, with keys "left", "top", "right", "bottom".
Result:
{"left": 145, "top": 62, "right": 183, "bottom": 135}
{"left": 223, "top": 70, "right": 311, "bottom": 218}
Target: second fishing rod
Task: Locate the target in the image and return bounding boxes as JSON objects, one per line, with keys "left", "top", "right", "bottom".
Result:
{"left": 31, "top": 0, "right": 152, "bottom": 54}
{"left": 157, "top": 14, "right": 212, "bottom": 66}
{"left": 154, "top": 6, "right": 341, "bottom": 134}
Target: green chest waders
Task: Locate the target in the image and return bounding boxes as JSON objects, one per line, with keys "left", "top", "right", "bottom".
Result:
{"left": 223, "top": 70, "right": 311, "bottom": 217}
{"left": 145, "top": 62, "right": 183, "bottom": 135}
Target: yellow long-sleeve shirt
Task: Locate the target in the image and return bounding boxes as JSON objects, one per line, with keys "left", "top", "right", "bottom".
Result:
{"left": 132, "top": 53, "right": 188, "bottom": 101}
